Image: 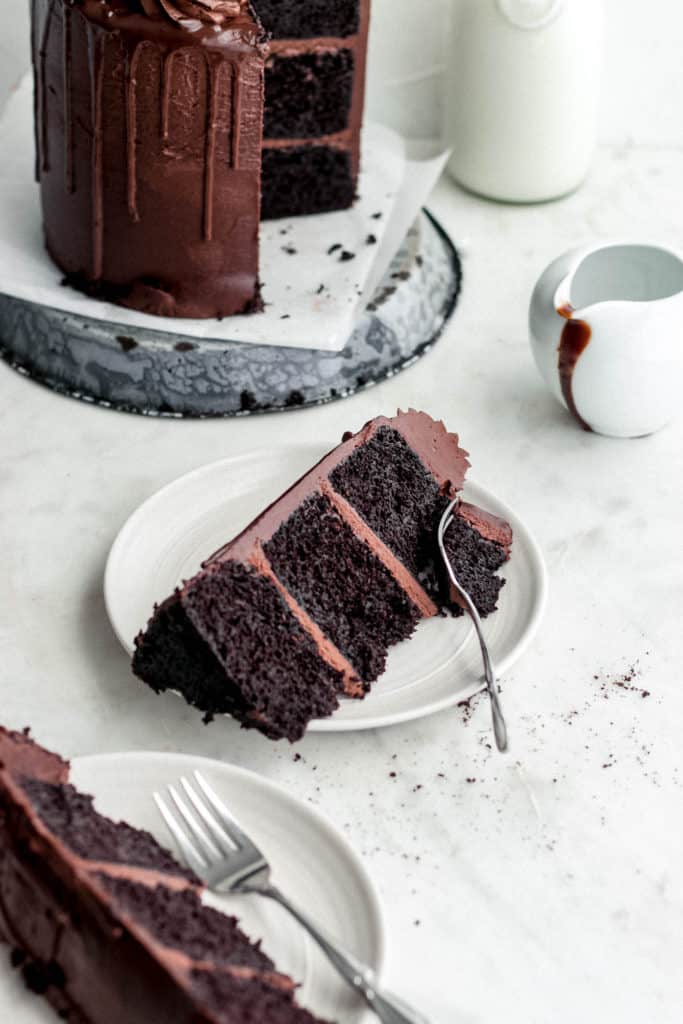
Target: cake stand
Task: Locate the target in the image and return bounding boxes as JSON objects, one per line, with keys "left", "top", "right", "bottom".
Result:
{"left": 0, "top": 210, "right": 461, "bottom": 418}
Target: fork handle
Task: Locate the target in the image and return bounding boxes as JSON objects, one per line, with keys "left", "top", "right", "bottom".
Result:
{"left": 252, "top": 884, "right": 429, "bottom": 1024}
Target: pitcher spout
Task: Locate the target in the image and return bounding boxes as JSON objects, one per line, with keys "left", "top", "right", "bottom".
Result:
{"left": 554, "top": 241, "right": 683, "bottom": 320}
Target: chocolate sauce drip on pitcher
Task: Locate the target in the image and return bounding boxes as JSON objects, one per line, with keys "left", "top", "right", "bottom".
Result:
{"left": 557, "top": 304, "right": 593, "bottom": 432}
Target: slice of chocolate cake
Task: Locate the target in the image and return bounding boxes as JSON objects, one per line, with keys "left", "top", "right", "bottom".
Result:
{"left": 133, "top": 410, "right": 513, "bottom": 742}
{"left": 0, "top": 726, "right": 329, "bottom": 1024}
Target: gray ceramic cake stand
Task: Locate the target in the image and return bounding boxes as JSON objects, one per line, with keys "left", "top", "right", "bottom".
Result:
{"left": 0, "top": 210, "right": 461, "bottom": 418}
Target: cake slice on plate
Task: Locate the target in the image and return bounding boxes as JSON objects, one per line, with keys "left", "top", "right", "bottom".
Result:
{"left": 0, "top": 726, "right": 328, "bottom": 1023}
{"left": 133, "top": 410, "right": 513, "bottom": 741}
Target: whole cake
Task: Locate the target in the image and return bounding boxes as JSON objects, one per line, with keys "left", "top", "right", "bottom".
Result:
{"left": 0, "top": 726, "right": 329, "bottom": 1023}
{"left": 133, "top": 411, "right": 513, "bottom": 741}
{"left": 30, "top": 0, "right": 371, "bottom": 318}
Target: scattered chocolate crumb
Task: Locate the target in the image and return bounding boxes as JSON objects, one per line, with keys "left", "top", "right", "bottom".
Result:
{"left": 437, "top": 772, "right": 445, "bottom": 779}
{"left": 366, "top": 234, "right": 377, "bottom": 245}
{"left": 327, "top": 243, "right": 342, "bottom": 255}
{"left": 340, "top": 250, "right": 356, "bottom": 262}
{"left": 389, "top": 771, "right": 396, "bottom": 778}
{"left": 596, "top": 665, "right": 650, "bottom": 700}
{"left": 174, "top": 341, "right": 195, "bottom": 352}
{"left": 466, "top": 778, "right": 476, "bottom": 784}
{"left": 371, "top": 211, "right": 382, "bottom": 220}
{"left": 116, "top": 335, "right": 138, "bottom": 352}
{"left": 279, "top": 228, "right": 288, "bottom": 235}
{"left": 414, "top": 920, "right": 421, "bottom": 927}
{"left": 316, "top": 284, "right": 325, "bottom": 295}
{"left": 413, "top": 784, "right": 423, "bottom": 792}
{"left": 280, "top": 314, "right": 291, "bottom": 320}
{"left": 293, "top": 753, "right": 302, "bottom": 762}
{"left": 341, "top": 430, "right": 353, "bottom": 443}
{"left": 415, "top": 255, "right": 424, "bottom": 267}
{"left": 285, "top": 390, "right": 304, "bottom": 408}
{"left": 282, "top": 244, "right": 297, "bottom": 255}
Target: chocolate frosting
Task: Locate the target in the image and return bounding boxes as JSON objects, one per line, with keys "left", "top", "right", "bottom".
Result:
{"left": 139, "top": 0, "right": 245, "bottom": 27}
{"left": 0, "top": 727, "right": 68, "bottom": 785}
{"left": 31, "top": 0, "right": 266, "bottom": 319}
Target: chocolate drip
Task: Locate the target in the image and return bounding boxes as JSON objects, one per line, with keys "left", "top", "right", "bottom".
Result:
{"left": 161, "top": 50, "right": 176, "bottom": 144}
{"left": 87, "top": 29, "right": 105, "bottom": 280}
{"left": 203, "top": 55, "right": 221, "bottom": 242}
{"left": 557, "top": 305, "right": 593, "bottom": 432}
{"left": 38, "top": 0, "right": 57, "bottom": 174}
{"left": 126, "top": 45, "right": 145, "bottom": 224}
{"left": 63, "top": 3, "right": 75, "bottom": 193}
{"left": 31, "top": 0, "right": 40, "bottom": 182}
{"left": 232, "top": 61, "right": 242, "bottom": 169}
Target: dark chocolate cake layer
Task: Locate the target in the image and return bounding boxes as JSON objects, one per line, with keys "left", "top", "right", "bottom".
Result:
{"left": 261, "top": 147, "right": 355, "bottom": 220}
{"left": 0, "top": 727, "right": 330, "bottom": 1024}
{"left": 133, "top": 411, "right": 513, "bottom": 742}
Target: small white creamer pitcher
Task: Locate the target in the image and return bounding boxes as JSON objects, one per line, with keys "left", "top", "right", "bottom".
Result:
{"left": 529, "top": 242, "right": 683, "bottom": 437}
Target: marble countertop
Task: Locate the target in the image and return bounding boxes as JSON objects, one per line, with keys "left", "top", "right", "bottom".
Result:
{"left": 2, "top": 142, "right": 683, "bottom": 1023}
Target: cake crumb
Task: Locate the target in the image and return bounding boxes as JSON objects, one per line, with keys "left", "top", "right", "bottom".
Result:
{"left": 282, "top": 244, "right": 297, "bottom": 255}
{"left": 371, "top": 211, "right": 382, "bottom": 219}
{"left": 366, "top": 234, "right": 377, "bottom": 245}
{"left": 340, "top": 250, "right": 356, "bottom": 262}
{"left": 327, "top": 243, "right": 342, "bottom": 255}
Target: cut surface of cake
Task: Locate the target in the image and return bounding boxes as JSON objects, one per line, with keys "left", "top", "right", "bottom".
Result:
{"left": 133, "top": 411, "right": 513, "bottom": 741}
{"left": 0, "top": 726, "right": 329, "bottom": 1024}
{"left": 259, "top": 0, "right": 371, "bottom": 219}
{"left": 30, "top": 0, "right": 371, "bottom": 318}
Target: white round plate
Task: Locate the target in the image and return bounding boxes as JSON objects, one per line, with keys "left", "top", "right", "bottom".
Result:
{"left": 1, "top": 752, "right": 384, "bottom": 1024}
{"left": 105, "top": 447, "right": 547, "bottom": 731}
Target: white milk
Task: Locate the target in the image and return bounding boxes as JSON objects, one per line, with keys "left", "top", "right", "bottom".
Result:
{"left": 445, "top": 0, "right": 604, "bottom": 202}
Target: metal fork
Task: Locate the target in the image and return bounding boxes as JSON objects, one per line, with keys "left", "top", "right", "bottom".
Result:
{"left": 154, "top": 771, "right": 429, "bottom": 1024}
{"left": 437, "top": 497, "right": 509, "bottom": 753}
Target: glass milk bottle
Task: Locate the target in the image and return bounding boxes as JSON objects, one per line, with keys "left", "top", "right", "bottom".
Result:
{"left": 445, "top": 0, "right": 604, "bottom": 202}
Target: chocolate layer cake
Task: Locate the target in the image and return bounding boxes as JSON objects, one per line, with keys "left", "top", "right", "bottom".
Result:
{"left": 0, "top": 726, "right": 328, "bottom": 1023}
{"left": 259, "top": 1, "right": 371, "bottom": 220}
{"left": 133, "top": 411, "right": 513, "bottom": 741}
{"left": 30, "top": 0, "right": 371, "bottom": 318}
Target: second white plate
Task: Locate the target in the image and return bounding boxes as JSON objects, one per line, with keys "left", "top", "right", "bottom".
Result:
{"left": 105, "top": 447, "right": 547, "bottom": 732}
{"left": 0, "top": 751, "right": 383, "bottom": 1023}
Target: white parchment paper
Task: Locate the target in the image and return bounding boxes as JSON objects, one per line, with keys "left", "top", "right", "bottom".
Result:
{"left": 0, "top": 75, "right": 448, "bottom": 352}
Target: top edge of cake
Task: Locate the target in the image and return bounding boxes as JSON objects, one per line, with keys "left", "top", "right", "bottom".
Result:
{"left": 203, "top": 409, "right": 471, "bottom": 569}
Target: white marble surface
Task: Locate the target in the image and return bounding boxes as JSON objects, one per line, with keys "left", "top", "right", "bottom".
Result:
{"left": 2, "top": 136, "right": 683, "bottom": 1022}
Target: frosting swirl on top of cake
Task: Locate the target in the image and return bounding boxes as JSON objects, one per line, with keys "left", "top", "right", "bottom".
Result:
{"left": 139, "top": 0, "right": 243, "bottom": 25}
